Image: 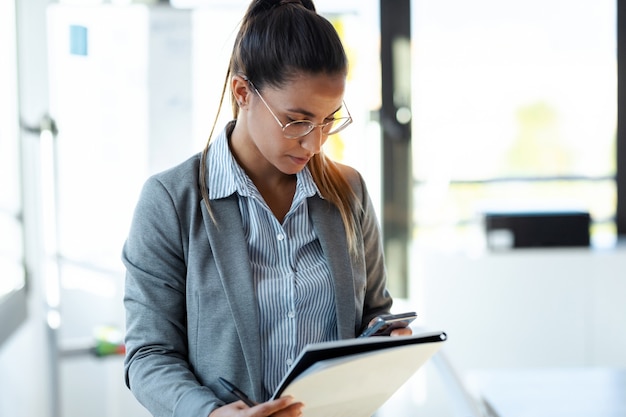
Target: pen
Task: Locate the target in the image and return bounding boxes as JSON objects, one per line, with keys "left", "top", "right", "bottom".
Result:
{"left": 218, "top": 377, "right": 256, "bottom": 407}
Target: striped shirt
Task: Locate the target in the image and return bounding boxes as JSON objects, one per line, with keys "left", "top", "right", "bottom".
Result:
{"left": 208, "top": 127, "right": 338, "bottom": 398}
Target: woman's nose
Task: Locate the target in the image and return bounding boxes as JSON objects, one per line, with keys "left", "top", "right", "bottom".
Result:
{"left": 299, "top": 127, "right": 325, "bottom": 154}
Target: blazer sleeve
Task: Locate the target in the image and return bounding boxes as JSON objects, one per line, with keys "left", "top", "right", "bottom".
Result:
{"left": 122, "top": 174, "right": 223, "bottom": 417}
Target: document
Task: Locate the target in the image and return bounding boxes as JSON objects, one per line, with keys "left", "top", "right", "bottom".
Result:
{"left": 272, "top": 331, "right": 447, "bottom": 417}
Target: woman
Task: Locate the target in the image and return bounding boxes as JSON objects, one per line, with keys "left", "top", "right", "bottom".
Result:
{"left": 122, "top": 1, "right": 410, "bottom": 416}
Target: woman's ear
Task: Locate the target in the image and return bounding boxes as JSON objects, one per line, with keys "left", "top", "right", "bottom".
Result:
{"left": 231, "top": 75, "right": 251, "bottom": 108}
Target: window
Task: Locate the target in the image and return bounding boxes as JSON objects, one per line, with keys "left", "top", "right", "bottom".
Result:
{"left": 411, "top": 0, "right": 617, "bottom": 250}
{"left": 0, "top": 0, "right": 27, "bottom": 347}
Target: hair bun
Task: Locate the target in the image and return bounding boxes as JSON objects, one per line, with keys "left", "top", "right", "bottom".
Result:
{"left": 254, "top": 0, "right": 316, "bottom": 12}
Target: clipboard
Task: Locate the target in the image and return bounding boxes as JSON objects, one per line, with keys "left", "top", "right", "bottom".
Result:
{"left": 271, "top": 331, "right": 447, "bottom": 417}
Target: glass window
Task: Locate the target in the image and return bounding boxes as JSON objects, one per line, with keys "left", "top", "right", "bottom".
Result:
{"left": 411, "top": 0, "right": 617, "bottom": 250}
{"left": 0, "top": 0, "right": 27, "bottom": 346}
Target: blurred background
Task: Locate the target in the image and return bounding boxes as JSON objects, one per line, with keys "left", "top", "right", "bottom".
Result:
{"left": 1, "top": 0, "right": 625, "bottom": 416}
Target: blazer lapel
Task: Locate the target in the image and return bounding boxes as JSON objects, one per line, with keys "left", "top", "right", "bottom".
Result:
{"left": 201, "top": 196, "right": 264, "bottom": 397}
{"left": 308, "top": 197, "right": 357, "bottom": 339}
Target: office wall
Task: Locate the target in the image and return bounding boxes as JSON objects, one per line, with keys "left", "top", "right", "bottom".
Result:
{"left": 0, "top": 294, "right": 51, "bottom": 417}
{"left": 413, "top": 246, "right": 626, "bottom": 372}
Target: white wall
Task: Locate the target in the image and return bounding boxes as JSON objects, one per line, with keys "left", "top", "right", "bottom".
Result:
{"left": 414, "top": 246, "right": 626, "bottom": 371}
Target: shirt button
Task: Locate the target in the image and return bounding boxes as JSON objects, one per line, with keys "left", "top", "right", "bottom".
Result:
{"left": 286, "top": 358, "right": 294, "bottom": 366}
{"left": 287, "top": 311, "right": 295, "bottom": 319}
{"left": 277, "top": 233, "right": 285, "bottom": 241}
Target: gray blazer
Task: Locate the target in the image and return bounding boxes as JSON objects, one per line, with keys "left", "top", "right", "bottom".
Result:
{"left": 123, "top": 153, "right": 393, "bottom": 417}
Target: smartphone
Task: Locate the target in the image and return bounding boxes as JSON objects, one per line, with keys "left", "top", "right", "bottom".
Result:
{"left": 358, "top": 312, "right": 417, "bottom": 338}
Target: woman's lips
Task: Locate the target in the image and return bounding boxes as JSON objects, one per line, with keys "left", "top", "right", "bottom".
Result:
{"left": 290, "top": 155, "right": 310, "bottom": 165}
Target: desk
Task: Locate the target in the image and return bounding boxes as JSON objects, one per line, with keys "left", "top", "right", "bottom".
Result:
{"left": 468, "top": 368, "right": 626, "bottom": 417}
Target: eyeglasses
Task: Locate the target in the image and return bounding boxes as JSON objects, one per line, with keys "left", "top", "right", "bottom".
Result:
{"left": 246, "top": 79, "right": 353, "bottom": 139}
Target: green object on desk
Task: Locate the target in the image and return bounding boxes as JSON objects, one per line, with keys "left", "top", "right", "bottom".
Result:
{"left": 92, "top": 326, "right": 125, "bottom": 357}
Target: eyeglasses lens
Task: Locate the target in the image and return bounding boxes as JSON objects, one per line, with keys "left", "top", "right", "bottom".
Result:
{"left": 283, "top": 118, "right": 351, "bottom": 139}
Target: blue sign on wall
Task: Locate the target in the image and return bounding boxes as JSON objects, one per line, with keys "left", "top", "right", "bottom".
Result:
{"left": 69, "top": 25, "right": 88, "bottom": 56}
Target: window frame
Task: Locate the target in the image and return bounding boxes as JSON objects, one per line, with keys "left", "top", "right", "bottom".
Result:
{"left": 617, "top": 0, "right": 626, "bottom": 236}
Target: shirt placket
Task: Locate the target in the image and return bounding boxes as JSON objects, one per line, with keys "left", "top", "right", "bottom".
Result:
{"left": 274, "top": 216, "right": 298, "bottom": 371}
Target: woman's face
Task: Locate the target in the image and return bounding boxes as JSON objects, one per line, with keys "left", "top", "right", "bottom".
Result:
{"left": 235, "top": 72, "right": 347, "bottom": 177}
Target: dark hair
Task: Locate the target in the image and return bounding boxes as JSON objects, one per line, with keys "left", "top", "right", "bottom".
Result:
{"left": 201, "top": 0, "right": 360, "bottom": 254}
{"left": 229, "top": 0, "right": 348, "bottom": 115}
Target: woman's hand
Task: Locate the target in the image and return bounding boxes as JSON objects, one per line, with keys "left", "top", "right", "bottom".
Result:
{"left": 209, "top": 396, "right": 304, "bottom": 417}
{"left": 390, "top": 327, "right": 413, "bottom": 337}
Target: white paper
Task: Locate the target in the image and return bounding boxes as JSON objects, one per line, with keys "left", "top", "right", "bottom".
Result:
{"left": 279, "top": 341, "right": 444, "bottom": 417}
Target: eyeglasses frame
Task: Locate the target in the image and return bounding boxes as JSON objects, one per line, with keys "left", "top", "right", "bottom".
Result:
{"left": 243, "top": 77, "right": 353, "bottom": 139}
